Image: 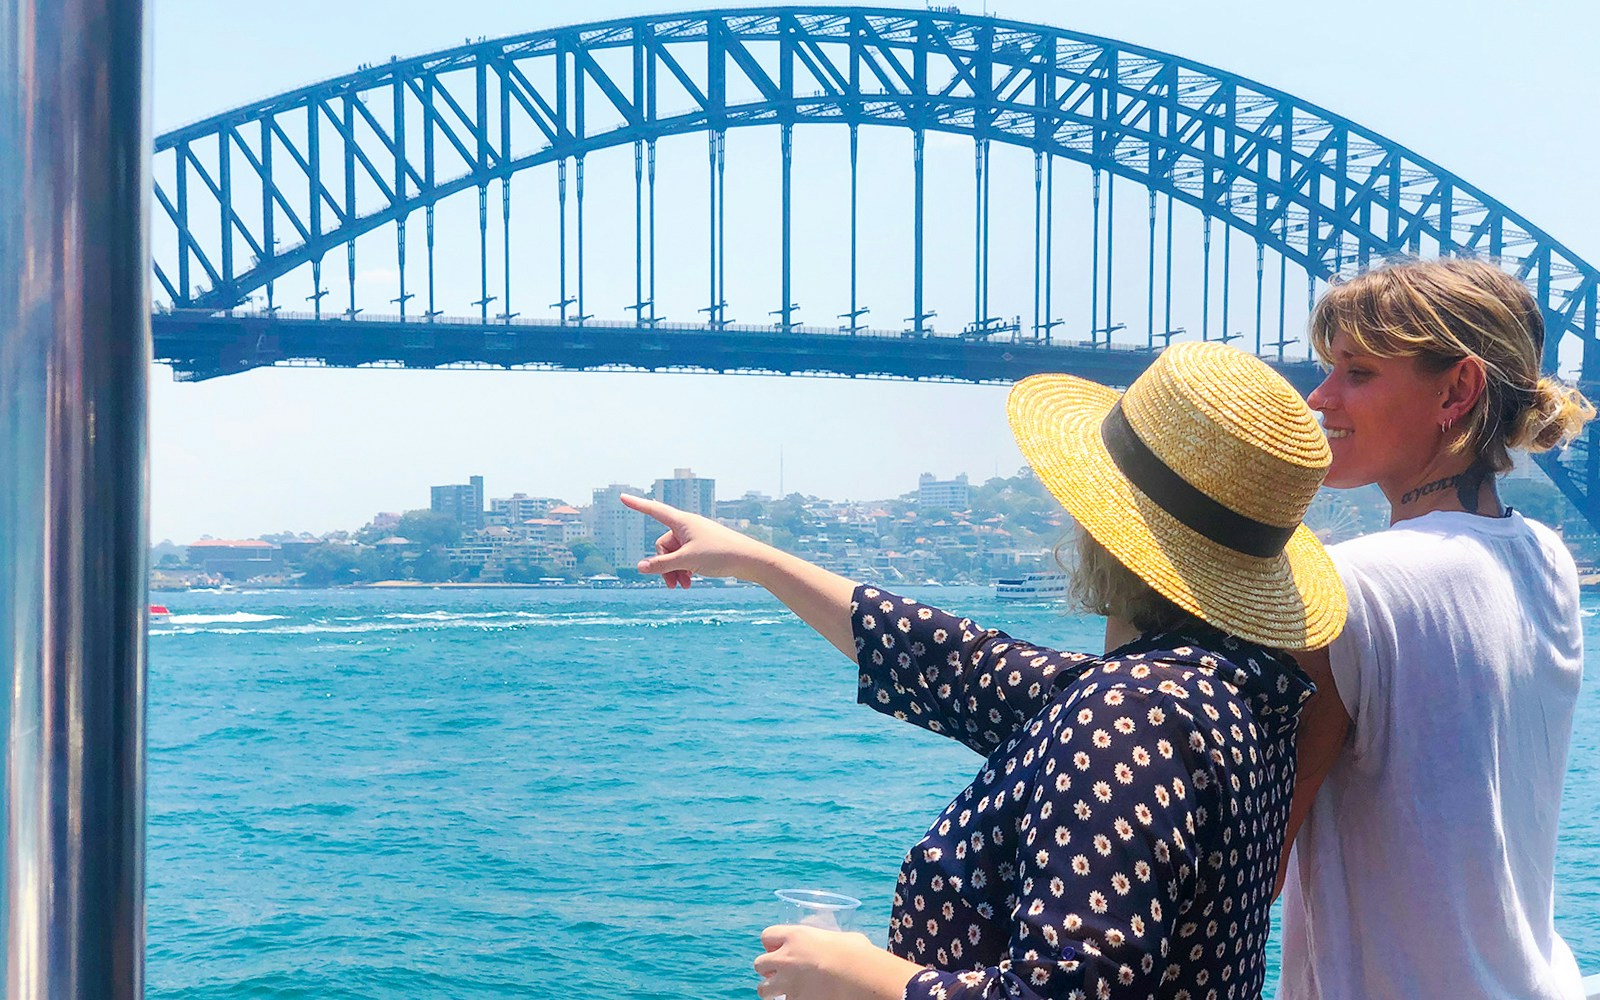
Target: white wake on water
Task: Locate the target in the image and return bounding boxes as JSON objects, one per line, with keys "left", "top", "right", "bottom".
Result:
{"left": 167, "top": 612, "right": 287, "bottom": 625}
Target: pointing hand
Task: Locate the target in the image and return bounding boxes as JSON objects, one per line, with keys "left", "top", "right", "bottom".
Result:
{"left": 620, "top": 494, "right": 775, "bottom": 588}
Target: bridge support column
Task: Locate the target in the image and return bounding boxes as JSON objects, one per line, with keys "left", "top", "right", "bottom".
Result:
{"left": 0, "top": 0, "right": 149, "bottom": 996}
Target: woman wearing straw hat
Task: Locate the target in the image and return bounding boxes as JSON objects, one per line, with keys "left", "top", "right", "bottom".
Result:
{"left": 1275, "top": 257, "right": 1593, "bottom": 1000}
{"left": 625, "top": 341, "right": 1343, "bottom": 1000}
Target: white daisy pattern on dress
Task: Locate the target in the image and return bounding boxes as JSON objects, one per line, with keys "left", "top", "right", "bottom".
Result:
{"left": 853, "top": 586, "right": 1313, "bottom": 1000}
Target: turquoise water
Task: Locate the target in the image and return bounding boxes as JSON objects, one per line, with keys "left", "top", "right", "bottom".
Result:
{"left": 147, "top": 586, "right": 1600, "bottom": 998}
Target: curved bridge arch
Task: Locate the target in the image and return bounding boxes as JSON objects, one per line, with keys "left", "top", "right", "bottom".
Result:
{"left": 155, "top": 6, "right": 1596, "bottom": 348}
{"left": 151, "top": 6, "right": 1600, "bottom": 527}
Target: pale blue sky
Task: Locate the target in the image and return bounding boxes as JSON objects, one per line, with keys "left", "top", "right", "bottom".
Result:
{"left": 148, "top": 1, "right": 1600, "bottom": 542}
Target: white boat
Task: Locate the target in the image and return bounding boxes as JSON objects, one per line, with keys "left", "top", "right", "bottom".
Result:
{"left": 994, "top": 572, "right": 1069, "bottom": 602}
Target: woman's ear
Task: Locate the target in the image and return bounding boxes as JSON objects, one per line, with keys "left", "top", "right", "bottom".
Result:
{"left": 1442, "top": 356, "right": 1487, "bottom": 424}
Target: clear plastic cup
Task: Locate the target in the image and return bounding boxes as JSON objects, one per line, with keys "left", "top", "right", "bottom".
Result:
{"left": 774, "top": 888, "right": 862, "bottom": 932}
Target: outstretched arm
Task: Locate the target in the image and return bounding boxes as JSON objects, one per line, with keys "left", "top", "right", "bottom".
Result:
{"left": 621, "top": 493, "right": 859, "bottom": 659}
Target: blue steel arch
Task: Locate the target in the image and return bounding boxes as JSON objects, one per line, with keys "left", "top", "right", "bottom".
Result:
{"left": 155, "top": 7, "right": 1598, "bottom": 336}
{"left": 150, "top": 6, "right": 1600, "bottom": 524}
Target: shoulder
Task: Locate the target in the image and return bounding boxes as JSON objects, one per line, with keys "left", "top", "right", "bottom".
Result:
{"left": 1329, "top": 523, "right": 1446, "bottom": 573}
{"left": 1518, "top": 513, "right": 1579, "bottom": 573}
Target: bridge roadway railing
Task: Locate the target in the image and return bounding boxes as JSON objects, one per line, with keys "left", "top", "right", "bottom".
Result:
{"left": 150, "top": 306, "right": 1328, "bottom": 394}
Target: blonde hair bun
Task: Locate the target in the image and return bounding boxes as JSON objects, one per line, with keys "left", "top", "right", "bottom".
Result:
{"left": 1514, "top": 377, "right": 1596, "bottom": 453}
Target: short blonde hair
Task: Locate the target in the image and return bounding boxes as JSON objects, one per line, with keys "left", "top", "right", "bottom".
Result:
{"left": 1309, "top": 257, "right": 1594, "bottom": 475}
{"left": 1059, "top": 528, "right": 1197, "bottom": 635}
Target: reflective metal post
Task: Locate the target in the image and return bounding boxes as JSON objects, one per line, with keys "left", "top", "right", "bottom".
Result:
{"left": 0, "top": 0, "right": 150, "bottom": 996}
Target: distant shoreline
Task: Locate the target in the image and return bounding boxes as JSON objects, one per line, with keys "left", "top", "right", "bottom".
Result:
{"left": 154, "top": 579, "right": 750, "bottom": 592}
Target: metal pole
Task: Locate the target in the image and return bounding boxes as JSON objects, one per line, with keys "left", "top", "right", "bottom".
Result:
{"left": 647, "top": 139, "right": 656, "bottom": 325}
{"left": 1090, "top": 169, "right": 1100, "bottom": 345}
{"left": 1032, "top": 151, "right": 1041, "bottom": 338}
{"left": 558, "top": 158, "right": 568, "bottom": 325}
{"left": 973, "top": 140, "right": 982, "bottom": 330}
{"left": 1103, "top": 170, "right": 1114, "bottom": 345}
{"left": 1163, "top": 192, "right": 1173, "bottom": 347}
{"left": 1146, "top": 188, "right": 1156, "bottom": 350}
{"left": 706, "top": 133, "right": 716, "bottom": 324}
{"left": 1221, "top": 218, "right": 1231, "bottom": 342}
{"left": 912, "top": 128, "right": 925, "bottom": 334}
{"left": 780, "top": 122, "right": 793, "bottom": 332}
{"left": 849, "top": 123, "right": 859, "bottom": 334}
{"left": 1044, "top": 153, "right": 1054, "bottom": 344}
{"left": 634, "top": 139, "right": 644, "bottom": 322}
{"left": 1254, "top": 241, "right": 1264, "bottom": 356}
{"left": 1202, "top": 215, "right": 1212, "bottom": 341}
{"left": 0, "top": 1, "right": 149, "bottom": 997}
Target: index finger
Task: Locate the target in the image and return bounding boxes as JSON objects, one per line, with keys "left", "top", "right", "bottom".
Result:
{"left": 619, "top": 493, "right": 685, "bottom": 526}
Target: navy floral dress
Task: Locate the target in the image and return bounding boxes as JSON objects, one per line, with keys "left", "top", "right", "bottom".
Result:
{"left": 851, "top": 585, "right": 1313, "bottom": 1000}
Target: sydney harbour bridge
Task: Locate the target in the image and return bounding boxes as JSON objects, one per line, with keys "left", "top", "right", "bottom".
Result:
{"left": 149, "top": 6, "right": 1600, "bottom": 526}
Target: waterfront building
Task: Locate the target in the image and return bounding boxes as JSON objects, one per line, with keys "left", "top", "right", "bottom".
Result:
{"left": 185, "top": 539, "right": 284, "bottom": 580}
{"left": 918, "top": 472, "right": 970, "bottom": 511}
{"left": 589, "top": 484, "right": 656, "bottom": 568}
{"left": 490, "top": 492, "right": 562, "bottom": 524}
{"left": 431, "top": 475, "right": 485, "bottom": 531}
{"left": 653, "top": 468, "right": 716, "bottom": 519}
{"left": 526, "top": 517, "right": 588, "bottom": 545}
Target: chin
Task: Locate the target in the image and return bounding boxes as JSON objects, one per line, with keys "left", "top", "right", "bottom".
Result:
{"left": 1320, "top": 467, "right": 1373, "bottom": 490}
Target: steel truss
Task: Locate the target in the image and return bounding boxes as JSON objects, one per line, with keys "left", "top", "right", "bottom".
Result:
{"left": 150, "top": 5, "right": 1600, "bottom": 527}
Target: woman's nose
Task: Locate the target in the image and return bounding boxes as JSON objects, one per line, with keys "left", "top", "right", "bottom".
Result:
{"left": 1307, "top": 374, "right": 1334, "bottom": 411}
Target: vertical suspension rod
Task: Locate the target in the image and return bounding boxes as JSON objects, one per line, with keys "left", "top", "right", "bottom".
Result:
{"left": 1202, "top": 216, "right": 1212, "bottom": 341}
{"left": 424, "top": 75, "right": 437, "bottom": 319}
{"left": 981, "top": 138, "right": 991, "bottom": 326}
{"left": 500, "top": 67, "right": 513, "bottom": 321}
{"left": 476, "top": 183, "right": 490, "bottom": 321}
{"left": 633, "top": 139, "right": 644, "bottom": 322}
{"left": 912, "top": 129, "right": 925, "bottom": 333}
{"left": 1254, "top": 242, "right": 1264, "bottom": 355}
{"left": 973, "top": 138, "right": 983, "bottom": 330}
{"left": 1221, "top": 217, "right": 1231, "bottom": 342}
{"left": 500, "top": 176, "right": 512, "bottom": 320}
{"left": 717, "top": 131, "right": 726, "bottom": 324}
{"left": 1163, "top": 192, "right": 1173, "bottom": 346}
{"left": 1090, "top": 169, "right": 1101, "bottom": 345}
{"left": 1104, "top": 170, "right": 1116, "bottom": 344}
{"left": 1032, "top": 151, "right": 1042, "bottom": 339}
{"left": 576, "top": 155, "right": 587, "bottom": 322}
{"left": 780, "top": 122, "right": 794, "bottom": 332}
{"left": 557, "top": 158, "right": 568, "bottom": 324}
{"left": 849, "top": 123, "right": 859, "bottom": 334}
{"left": 706, "top": 133, "right": 717, "bottom": 325}
{"left": 647, "top": 139, "right": 657, "bottom": 324}
{"left": 261, "top": 119, "right": 275, "bottom": 311}
{"left": 393, "top": 78, "right": 408, "bottom": 320}
{"left": 1146, "top": 189, "right": 1156, "bottom": 350}
{"left": 1044, "top": 153, "right": 1054, "bottom": 344}
{"left": 1277, "top": 220, "right": 1288, "bottom": 360}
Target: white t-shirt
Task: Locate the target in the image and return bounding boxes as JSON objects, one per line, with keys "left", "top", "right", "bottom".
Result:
{"left": 1277, "top": 510, "right": 1586, "bottom": 1000}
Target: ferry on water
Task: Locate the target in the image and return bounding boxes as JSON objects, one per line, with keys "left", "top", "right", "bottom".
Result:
{"left": 148, "top": 604, "right": 172, "bottom": 624}
{"left": 994, "top": 572, "right": 1070, "bottom": 602}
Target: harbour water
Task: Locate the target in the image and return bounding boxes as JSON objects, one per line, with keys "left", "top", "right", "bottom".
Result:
{"left": 148, "top": 585, "right": 1600, "bottom": 998}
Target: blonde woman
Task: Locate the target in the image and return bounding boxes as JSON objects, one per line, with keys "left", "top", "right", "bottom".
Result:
{"left": 1278, "top": 257, "right": 1594, "bottom": 1000}
{"left": 626, "top": 342, "right": 1344, "bottom": 1000}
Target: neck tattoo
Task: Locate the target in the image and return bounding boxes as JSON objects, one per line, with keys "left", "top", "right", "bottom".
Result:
{"left": 1401, "top": 474, "right": 1465, "bottom": 506}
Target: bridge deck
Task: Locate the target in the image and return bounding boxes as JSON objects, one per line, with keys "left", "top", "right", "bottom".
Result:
{"left": 152, "top": 310, "right": 1329, "bottom": 394}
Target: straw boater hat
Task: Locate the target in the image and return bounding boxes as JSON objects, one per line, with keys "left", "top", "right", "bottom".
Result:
{"left": 1007, "top": 341, "right": 1346, "bottom": 650}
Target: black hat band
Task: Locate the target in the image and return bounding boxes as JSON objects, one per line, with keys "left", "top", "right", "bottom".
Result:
{"left": 1100, "top": 400, "right": 1297, "bottom": 559}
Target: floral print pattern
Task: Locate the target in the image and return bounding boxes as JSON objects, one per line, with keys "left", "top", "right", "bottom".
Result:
{"left": 852, "top": 586, "right": 1313, "bottom": 1000}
